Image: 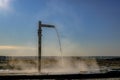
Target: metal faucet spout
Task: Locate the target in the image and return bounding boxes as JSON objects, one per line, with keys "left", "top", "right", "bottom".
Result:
{"left": 39, "top": 21, "right": 55, "bottom": 28}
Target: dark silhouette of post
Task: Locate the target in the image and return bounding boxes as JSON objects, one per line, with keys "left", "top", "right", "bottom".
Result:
{"left": 38, "top": 21, "right": 55, "bottom": 73}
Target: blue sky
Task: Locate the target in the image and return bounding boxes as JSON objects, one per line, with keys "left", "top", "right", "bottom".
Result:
{"left": 0, "top": 0, "right": 120, "bottom": 56}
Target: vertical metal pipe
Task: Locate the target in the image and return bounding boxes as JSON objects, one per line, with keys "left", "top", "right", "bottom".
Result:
{"left": 38, "top": 21, "right": 55, "bottom": 73}
{"left": 38, "top": 21, "right": 42, "bottom": 73}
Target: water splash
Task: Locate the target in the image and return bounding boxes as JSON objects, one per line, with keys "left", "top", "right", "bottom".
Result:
{"left": 41, "top": 57, "right": 100, "bottom": 74}
{"left": 0, "top": 56, "right": 102, "bottom": 74}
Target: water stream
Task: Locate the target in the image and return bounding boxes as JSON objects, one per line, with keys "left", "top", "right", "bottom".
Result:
{"left": 54, "top": 27, "right": 64, "bottom": 66}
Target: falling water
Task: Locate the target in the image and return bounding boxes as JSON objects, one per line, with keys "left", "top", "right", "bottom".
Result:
{"left": 54, "top": 28, "right": 62, "bottom": 53}
{"left": 54, "top": 27, "right": 64, "bottom": 66}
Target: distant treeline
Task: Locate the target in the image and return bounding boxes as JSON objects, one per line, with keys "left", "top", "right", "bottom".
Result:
{"left": 0, "top": 56, "right": 120, "bottom": 61}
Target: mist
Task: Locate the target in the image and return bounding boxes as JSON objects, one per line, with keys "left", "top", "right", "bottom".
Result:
{"left": 0, "top": 56, "right": 100, "bottom": 74}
